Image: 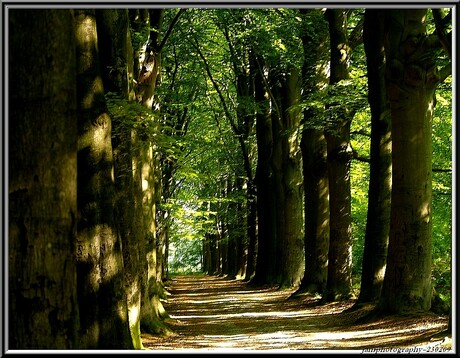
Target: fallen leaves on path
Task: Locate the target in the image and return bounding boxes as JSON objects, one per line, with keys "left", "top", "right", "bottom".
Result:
{"left": 141, "top": 274, "right": 452, "bottom": 353}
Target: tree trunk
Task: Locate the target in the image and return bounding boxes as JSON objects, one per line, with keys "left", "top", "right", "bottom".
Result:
{"left": 270, "top": 72, "right": 286, "bottom": 286}
{"left": 324, "top": 9, "right": 354, "bottom": 301}
{"left": 9, "top": 9, "right": 79, "bottom": 349}
{"left": 96, "top": 9, "right": 143, "bottom": 348}
{"left": 132, "top": 9, "right": 171, "bottom": 335}
{"left": 379, "top": 9, "right": 436, "bottom": 314}
{"left": 74, "top": 9, "right": 132, "bottom": 349}
{"left": 355, "top": 9, "right": 392, "bottom": 306}
{"left": 244, "top": 184, "right": 258, "bottom": 282}
{"left": 296, "top": 9, "right": 330, "bottom": 296}
{"left": 279, "top": 67, "right": 305, "bottom": 288}
{"left": 299, "top": 129, "right": 330, "bottom": 295}
{"left": 251, "top": 62, "right": 279, "bottom": 286}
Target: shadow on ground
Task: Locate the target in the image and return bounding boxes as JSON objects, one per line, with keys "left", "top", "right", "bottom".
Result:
{"left": 141, "top": 274, "right": 451, "bottom": 352}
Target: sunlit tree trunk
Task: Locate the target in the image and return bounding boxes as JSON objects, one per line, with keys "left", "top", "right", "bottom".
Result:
{"left": 9, "top": 9, "right": 79, "bottom": 349}
{"left": 379, "top": 9, "right": 439, "bottom": 314}
{"left": 96, "top": 9, "right": 143, "bottom": 348}
{"left": 278, "top": 67, "right": 305, "bottom": 288}
{"left": 324, "top": 9, "right": 354, "bottom": 301}
{"left": 131, "top": 9, "right": 171, "bottom": 334}
{"left": 232, "top": 46, "right": 257, "bottom": 282}
{"left": 355, "top": 9, "right": 392, "bottom": 306}
{"left": 74, "top": 9, "right": 132, "bottom": 348}
{"left": 296, "top": 9, "right": 330, "bottom": 297}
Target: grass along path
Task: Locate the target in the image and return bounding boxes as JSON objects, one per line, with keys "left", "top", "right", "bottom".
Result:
{"left": 141, "top": 274, "right": 452, "bottom": 352}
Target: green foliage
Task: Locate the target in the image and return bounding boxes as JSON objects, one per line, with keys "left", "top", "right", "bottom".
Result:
{"left": 106, "top": 92, "right": 185, "bottom": 164}
{"left": 168, "top": 236, "right": 203, "bottom": 274}
{"left": 123, "top": 9, "right": 453, "bottom": 305}
{"left": 430, "top": 78, "right": 452, "bottom": 304}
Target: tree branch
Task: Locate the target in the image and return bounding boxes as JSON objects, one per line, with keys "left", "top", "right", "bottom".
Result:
{"left": 193, "top": 37, "right": 239, "bottom": 136}
{"left": 432, "top": 168, "right": 452, "bottom": 173}
{"left": 157, "top": 9, "right": 187, "bottom": 53}
{"left": 351, "top": 129, "right": 371, "bottom": 137}
{"left": 253, "top": 54, "right": 283, "bottom": 125}
{"left": 352, "top": 150, "right": 370, "bottom": 163}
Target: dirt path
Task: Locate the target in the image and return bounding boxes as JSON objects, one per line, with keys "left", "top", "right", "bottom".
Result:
{"left": 141, "top": 274, "right": 451, "bottom": 352}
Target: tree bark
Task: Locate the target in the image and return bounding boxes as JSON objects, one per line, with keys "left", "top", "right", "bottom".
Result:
{"left": 96, "top": 9, "right": 143, "bottom": 348}
{"left": 251, "top": 62, "right": 279, "bottom": 286}
{"left": 324, "top": 9, "right": 354, "bottom": 301}
{"left": 379, "top": 9, "right": 437, "bottom": 314}
{"left": 130, "top": 9, "right": 171, "bottom": 335}
{"left": 296, "top": 9, "right": 330, "bottom": 297}
{"left": 279, "top": 67, "right": 305, "bottom": 288}
{"left": 9, "top": 9, "right": 79, "bottom": 349}
{"left": 74, "top": 9, "right": 132, "bottom": 349}
{"left": 355, "top": 9, "right": 392, "bottom": 306}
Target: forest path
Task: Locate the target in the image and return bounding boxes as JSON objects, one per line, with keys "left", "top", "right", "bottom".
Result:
{"left": 141, "top": 274, "right": 451, "bottom": 352}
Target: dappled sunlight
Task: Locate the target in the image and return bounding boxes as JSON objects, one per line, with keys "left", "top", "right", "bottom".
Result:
{"left": 142, "top": 275, "right": 450, "bottom": 351}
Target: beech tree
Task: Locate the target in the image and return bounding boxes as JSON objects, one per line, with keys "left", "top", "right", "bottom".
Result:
{"left": 9, "top": 9, "right": 79, "bottom": 349}
{"left": 74, "top": 9, "right": 133, "bottom": 348}
{"left": 324, "top": 9, "right": 354, "bottom": 301}
{"left": 379, "top": 8, "right": 451, "bottom": 314}
{"left": 354, "top": 8, "right": 392, "bottom": 307}
{"left": 96, "top": 9, "right": 144, "bottom": 348}
{"left": 6, "top": 6, "right": 452, "bottom": 350}
{"left": 296, "top": 8, "right": 331, "bottom": 297}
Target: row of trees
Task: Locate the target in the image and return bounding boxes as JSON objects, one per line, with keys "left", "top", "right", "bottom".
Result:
{"left": 8, "top": 7, "right": 452, "bottom": 349}
{"left": 164, "top": 8, "right": 452, "bottom": 312}
{"left": 9, "top": 8, "right": 181, "bottom": 349}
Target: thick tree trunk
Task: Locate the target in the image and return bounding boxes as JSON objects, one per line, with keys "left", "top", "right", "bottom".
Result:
{"left": 131, "top": 9, "right": 171, "bottom": 335}
{"left": 96, "top": 9, "right": 143, "bottom": 348}
{"left": 74, "top": 9, "right": 132, "bottom": 349}
{"left": 270, "top": 73, "right": 285, "bottom": 286}
{"left": 324, "top": 9, "right": 354, "bottom": 301}
{"left": 251, "top": 63, "right": 279, "bottom": 286}
{"left": 9, "top": 9, "right": 79, "bottom": 349}
{"left": 356, "top": 9, "right": 392, "bottom": 306}
{"left": 325, "top": 124, "right": 353, "bottom": 301}
{"left": 279, "top": 68, "right": 305, "bottom": 288}
{"left": 379, "top": 9, "right": 436, "bottom": 314}
{"left": 296, "top": 9, "right": 330, "bottom": 297}
{"left": 299, "top": 129, "right": 330, "bottom": 295}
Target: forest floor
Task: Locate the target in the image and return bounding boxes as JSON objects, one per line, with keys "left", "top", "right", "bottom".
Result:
{"left": 141, "top": 274, "right": 453, "bottom": 353}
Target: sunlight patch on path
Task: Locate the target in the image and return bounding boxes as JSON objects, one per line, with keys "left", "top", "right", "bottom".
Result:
{"left": 170, "top": 310, "right": 313, "bottom": 320}
{"left": 142, "top": 275, "right": 450, "bottom": 351}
